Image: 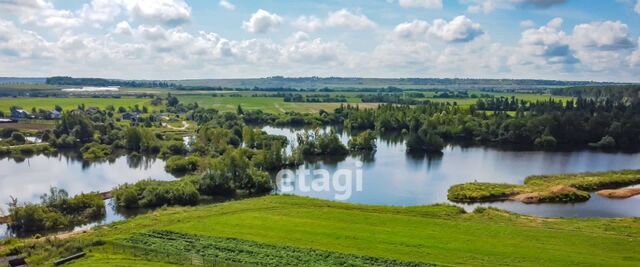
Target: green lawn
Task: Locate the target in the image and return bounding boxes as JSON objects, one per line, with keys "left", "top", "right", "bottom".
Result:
{"left": 0, "top": 97, "right": 156, "bottom": 113}
{"left": 58, "top": 195, "right": 640, "bottom": 267}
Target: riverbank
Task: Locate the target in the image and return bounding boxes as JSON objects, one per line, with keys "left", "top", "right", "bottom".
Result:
{"left": 6, "top": 195, "right": 640, "bottom": 266}
{"left": 448, "top": 170, "right": 640, "bottom": 203}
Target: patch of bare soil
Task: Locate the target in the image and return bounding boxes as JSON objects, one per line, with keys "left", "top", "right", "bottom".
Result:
{"left": 511, "top": 186, "right": 578, "bottom": 204}
{"left": 597, "top": 188, "right": 640, "bottom": 199}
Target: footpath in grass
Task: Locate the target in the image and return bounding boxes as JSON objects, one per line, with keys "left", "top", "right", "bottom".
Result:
{"left": 54, "top": 195, "right": 640, "bottom": 267}
{"left": 448, "top": 169, "right": 640, "bottom": 203}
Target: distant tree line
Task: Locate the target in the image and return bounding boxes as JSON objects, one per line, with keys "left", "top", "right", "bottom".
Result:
{"left": 46, "top": 76, "right": 176, "bottom": 88}
{"left": 552, "top": 85, "right": 640, "bottom": 101}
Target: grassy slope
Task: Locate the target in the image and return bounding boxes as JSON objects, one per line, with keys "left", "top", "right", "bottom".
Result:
{"left": 63, "top": 195, "right": 640, "bottom": 267}
{"left": 0, "top": 97, "right": 155, "bottom": 114}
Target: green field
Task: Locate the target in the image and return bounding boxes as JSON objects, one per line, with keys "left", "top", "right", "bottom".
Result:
{"left": 0, "top": 97, "right": 156, "bottom": 114}
{"left": 177, "top": 95, "right": 374, "bottom": 113}
{"left": 176, "top": 92, "right": 573, "bottom": 113}
{"left": 46, "top": 195, "right": 640, "bottom": 267}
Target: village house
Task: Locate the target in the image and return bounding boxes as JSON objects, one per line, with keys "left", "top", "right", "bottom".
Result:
{"left": 122, "top": 112, "right": 140, "bottom": 120}
{"left": 45, "top": 110, "right": 62, "bottom": 120}
{"left": 10, "top": 108, "right": 30, "bottom": 119}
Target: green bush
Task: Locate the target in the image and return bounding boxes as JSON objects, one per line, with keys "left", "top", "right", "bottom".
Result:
{"left": 10, "top": 132, "right": 26, "bottom": 144}
{"left": 164, "top": 156, "right": 199, "bottom": 174}
{"left": 8, "top": 188, "right": 104, "bottom": 234}
{"left": 348, "top": 130, "right": 377, "bottom": 151}
{"left": 80, "top": 142, "right": 112, "bottom": 160}
{"left": 112, "top": 180, "right": 200, "bottom": 209}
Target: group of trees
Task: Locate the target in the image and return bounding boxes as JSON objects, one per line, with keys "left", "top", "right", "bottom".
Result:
{"left": 282, "top": 93, "right": 348, "bottom": 103}
{"left": 334, "top": 97, "right": 640, "bottom": 151}
{"left": 294, "top": 130, "right": 349, "bottom": 156}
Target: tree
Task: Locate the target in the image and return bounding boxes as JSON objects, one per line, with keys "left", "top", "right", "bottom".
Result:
{"left": 167, "top": 93, "right": 179, "bottom": 107}
{"left": 406, "top": 128, "right": 444, "bottom": 153}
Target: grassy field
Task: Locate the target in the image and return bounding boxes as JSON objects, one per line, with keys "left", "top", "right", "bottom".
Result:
{"left": 176, "top": 91, "right": 573, "bottom": 113}
{"left": 177, "top": 95, "right": 375, "bottom": 113}
{"left": 0, "top": 97, "right": 156, "bottom": 114}
{"left": 448, "top": 170, "right": 640, "bottom": 203}
{"left": 30, "top": 195, "right": 640, "bottom": 266}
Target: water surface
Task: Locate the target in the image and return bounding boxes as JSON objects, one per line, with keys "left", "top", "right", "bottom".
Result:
{"left": 0, "top": 152, "right": 174, "bottom": 238}
{"left": 264, "top": 126, "right": 640, "bottom": 218}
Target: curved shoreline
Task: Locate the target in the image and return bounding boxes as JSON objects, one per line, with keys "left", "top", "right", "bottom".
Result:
{"left": 448, "top": 170, "right": 640, "bottom": 204}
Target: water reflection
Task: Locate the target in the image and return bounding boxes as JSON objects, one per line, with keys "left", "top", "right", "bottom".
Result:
{"left": 0, "top": 152, "right": 175, "bottom": 219}
{"left": 264, "top": 126, "right": 640, "bottom": 218}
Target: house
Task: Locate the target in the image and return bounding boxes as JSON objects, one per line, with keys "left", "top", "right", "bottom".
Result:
{"left": 86, "top": 107, "right": 100, "bottom": 115}
{"left": 45, "top": 110, "right": 61, "bottom": 120}
{"left": 122, "top": 112, "right": 140, "bottom": 120}
{"left": 10, "top": 108, "right": 30, "bottom": 119}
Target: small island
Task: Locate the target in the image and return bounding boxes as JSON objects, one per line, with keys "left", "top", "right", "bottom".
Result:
{"left": 448, "top": 170, "right": 640, "bottom": 204}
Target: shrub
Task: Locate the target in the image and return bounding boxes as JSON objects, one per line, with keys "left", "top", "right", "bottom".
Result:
{"left": 80, "top": 142, "right": 112, "bottom": 160}
{"left": 589, "top": 135, "right": 616, "bottom": 149}
{"left": 164, "top": 156, "right": 199, "bottom": 174}
{"left": 348, "top": 130, "right": 377, "bottom": 151}
{"left": 534, "top": 135, "right": 557, "bottom": 149}
{"left": 8, "top": 188, "right": 104, "bottom": 234}
{"left": 112, "top": 180, "right": 200, "bottom": 209}
{"left": 10, "top": 132, "right": 26, "bottom": 144}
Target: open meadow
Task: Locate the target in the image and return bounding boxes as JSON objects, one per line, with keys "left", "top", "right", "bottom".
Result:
{"left": 44, "top": 195, "right": 640, "bottom": 267}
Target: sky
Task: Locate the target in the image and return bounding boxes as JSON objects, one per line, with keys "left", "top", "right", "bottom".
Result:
{"left": 1, "top": 0, "right": 640, "bottom": 82}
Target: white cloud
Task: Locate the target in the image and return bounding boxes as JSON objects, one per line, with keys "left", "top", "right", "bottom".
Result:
{"left": 392, "top": 17, "right": 485, "bottom": 43}
{"left": 124, "top": 0, "right": 191, "bottom": 26}
{"left": 465, "top": 0, "right": 566, "bottom": 13}
{"left": 428, "top": 16, "right": 484, "bottom": 43}
{"left": 571, "top": 21, "right": 635, "bottom": 51}
{"left": 114, "top": 21, "right": 133, "bottom": 35}
{"left": 629, "top": 38, "right": 640, "bottom": 67}
{"left": 219, "top": 0, "right": 235, "bottom": 11}
{"left": 136, "top": 24, "right": 167, "bottom": 41}
{"left": 292, "top": 16, "right": 323, "bottom": 32}
{"left": 326, "top": 9, "right": 376, "bottom": 30}
{"left": 0, "top": 0, "right": 193, "bottom": 29}
{"left": 282, "top": 32, "right": 346, "bottom": 63}
{"left": 397, "top": 0, "right": 443, "bottom": 9}
{"left": 79, "top": 0, "right": 123, "bottom": 24}
{"left": 242, "top": 9, "right": 283, "bottom": 34}
{"left": 517, "top": 17, "right": 577, "bottom": 65}
{"left": 0, "top": 19, "right": 52, "bottom": 59}
{"left": 293, "top": 10, "right": 376, "bottom": 32}
{"left": 393, "top": 20, "right": 430, "bottom": 40}
{"left": 520, "top": 20, "right": 535, "bottom": 28}
{"left": 636, "top": 0, "right": 640, "bottom": 14}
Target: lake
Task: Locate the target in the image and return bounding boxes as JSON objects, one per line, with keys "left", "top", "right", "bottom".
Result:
{"left": 0, "top": 152, "right": 175, "bottom": 239}
{"left": 2, "top": 126, "right": 640, "bottom": 239}
{"left": 263, "top": 126, "right": 640, "bottom": 218}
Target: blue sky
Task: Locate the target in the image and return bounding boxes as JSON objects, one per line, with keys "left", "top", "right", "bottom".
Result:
{"left": 1, "top": 0, "right": 639, "bottom": 81}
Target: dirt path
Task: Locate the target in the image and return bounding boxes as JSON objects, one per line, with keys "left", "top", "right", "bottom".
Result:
{"left": 4, "top": 143, "right": 48, "bottom": 149}
{"left": 274, "top": 104, "right": 286, "bottom": 113}
{"left": 162, "top": 121, "right": 189, "bottom": 130}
